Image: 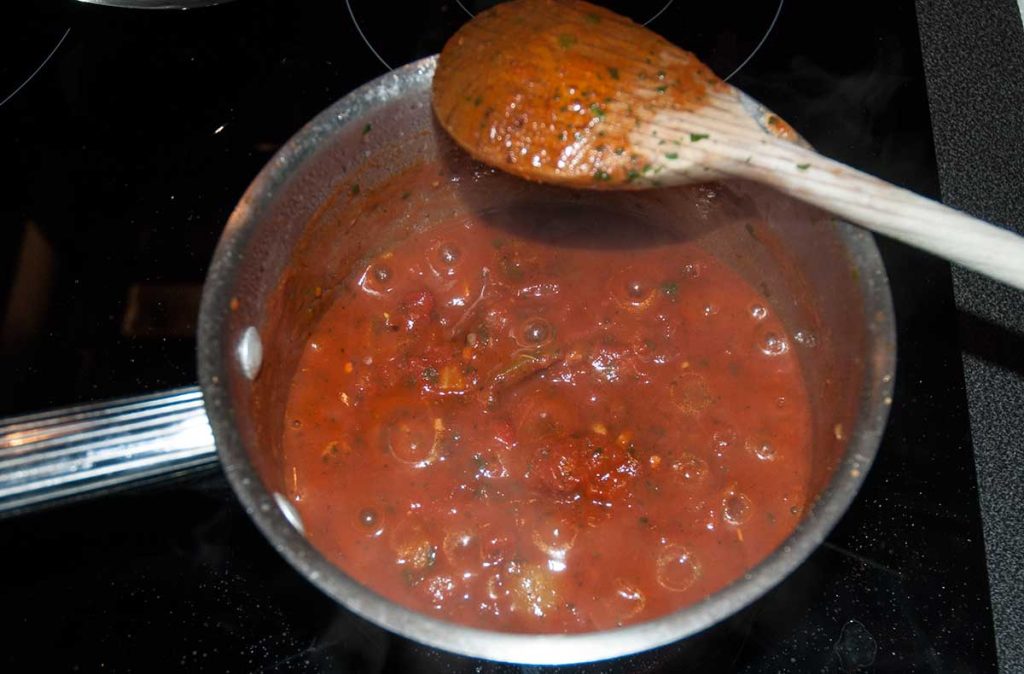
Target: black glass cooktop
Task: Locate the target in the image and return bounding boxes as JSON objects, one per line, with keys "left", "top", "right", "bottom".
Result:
{"left": 0, "top": 1, "right": 998, "bottom": 671}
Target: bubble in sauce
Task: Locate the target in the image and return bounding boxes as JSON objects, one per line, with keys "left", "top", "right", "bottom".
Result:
{"left": 518, "top": 317, "right": 553, "bottom": 346}
{"left": 784, "top": 492, "right": 805, "bottom": 518}
{"left": 722, "top": 492, "right": 753, "bottom": 525}
{"left": 439, "top": 243, "right": 460, "bottom": 266}
{"left": 712, "top": 428, "right": 737, "bottom": 457}
{"left": 358, "top": 507, "right": 385, "bottom": 537}
{"left": 620, "top": 282, "right": 655, "bottom": 308}
{"left": 609, "top": 271, "right": 657, "bottom": 311}
{"left": 359, "top": 261, "right": 396, "bottom": 296}
{"left": 603, "top": 579, "right": 647, "bottom": 625}
{"left": 750, "top": 440, "right": 777, "bottom": 462}
{"left": 429, "top": 241, "right": 462, "bottom": 278}
{"left": 509, "top": 563, "right": 560, "bottom": 617}
{"left": 381, "top": 408, "right": 439, "bottom": 466}
{"left": 702, "top": 303, "right": 719, "bottom": 318}
{"left": 531, "top": 513, "right": 579, "bottom": 559}
{"left": 443, "top": 526, "right": 477, "bottom": 564}
{"left": 391, "top": 521, "right": 437, "bottom": 570}
{"left": 681, "top": 262, "right": 701, "bottom": 279}
{"left": 757, "top": 331, "right": 789, "bottom": 356}
{"left": 423, "top": 575, "right": 457, "bottom": 607}
{"left": 671, "top": 453, "right": 708, "bottom": 483}
{"left": 794, "top": 330, "right": 818, "bottom": 348}
{"left": 479, "top": 526, "right": 514, "bottom": 568}
{"left": 472, "top": 450, "right": 509, "bottom": 481}
{"left": 750, "top": 304, "right": 768, "bottom": 320}
{"left": 485, "top": 572, "right": 508, "bottom": 601}
{"left": 656, "top": 545, "right": 702, "bottom": 592}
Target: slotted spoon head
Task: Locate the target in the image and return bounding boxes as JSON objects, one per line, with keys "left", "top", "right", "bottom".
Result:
{"left": 432, "top": 0, "right": 795, "bottom": 190}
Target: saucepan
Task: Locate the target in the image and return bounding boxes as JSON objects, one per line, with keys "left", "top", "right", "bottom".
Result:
{"left": 0, "top": 57, "right": 894, "bottom": 664}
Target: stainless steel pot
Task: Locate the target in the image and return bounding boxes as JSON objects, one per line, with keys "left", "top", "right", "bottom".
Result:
{"left": 0, "top": 57, "right": 895, "bottom": 664}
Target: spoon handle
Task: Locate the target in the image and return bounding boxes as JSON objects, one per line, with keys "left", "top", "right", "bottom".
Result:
{"left": 731, "top": 139, "right": 1024, "bottom": 290}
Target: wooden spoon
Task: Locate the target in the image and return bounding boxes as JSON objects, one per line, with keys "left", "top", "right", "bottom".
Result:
{"left": 432, "top": 0, "right": 1024, "bottom": 290}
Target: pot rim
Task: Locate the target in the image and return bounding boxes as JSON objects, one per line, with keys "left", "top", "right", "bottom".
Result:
{"left": 197, "top": 55, "right": 896, "bottom": 665}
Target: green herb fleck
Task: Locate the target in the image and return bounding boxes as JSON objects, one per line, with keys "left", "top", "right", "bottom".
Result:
{"left": 589, "top": 103, "right": 605, "bottom": 118}
{"left": 499, "top": 255, "right": 523, "bottom": 280}
{"left": 558, "top": 33, "right": 577, "bottom": 49}
{"left": 689, "top": 133, "right": 710, "bottom": 142}
{"left": 401, "top": 191, "right": 412, "bottom": 200}
{"left": 665, "top": 152, "right": 678, "bottom": 160}
{"left": 593, "top": 169, "right": 612, "bottom": 181}
{"left": 614, "top": 147, "right": 625, "bottom": 155}
{"left": 350, "top": 184, "right": 361, "bottom": 196}
{"left": 796, "top": 163, "right": 811, "bottom": 170}
{"left": 585, "top": 12, "right": 601, "bottom": 23}
{"left": 473, "top": 95, "right": 483, "bottom": 107}
{"left": 656, "top": 85, "right": 668, "bottom": 94}
{"left": 362, "top": 123, "right": 372, "bottom": 135}
{"left": 608, "top": 66, "right": 619, "bottom": 80}
{"left": 661, "top": 281, "right": 679, "bottom": 296}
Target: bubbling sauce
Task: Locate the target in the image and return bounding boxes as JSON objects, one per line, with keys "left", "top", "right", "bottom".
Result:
{"left": 283, "top": 205, "right": 811, "bottom": 633}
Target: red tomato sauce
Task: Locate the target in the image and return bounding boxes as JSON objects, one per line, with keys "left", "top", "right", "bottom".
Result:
{"left": 283, "top": 208, "right": 811, "bottom": 633}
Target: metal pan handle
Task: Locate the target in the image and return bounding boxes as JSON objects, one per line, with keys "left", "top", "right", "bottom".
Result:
{"left": 0, "top": 387, "right": 218, "bottom": 516}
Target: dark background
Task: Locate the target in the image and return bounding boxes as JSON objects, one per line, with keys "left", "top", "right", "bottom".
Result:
{"left": 1, "top": 0, "right": 1021, "bottom": 671}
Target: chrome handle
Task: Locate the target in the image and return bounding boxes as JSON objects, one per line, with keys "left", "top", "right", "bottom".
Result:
{"left": 0, "top": 386, "right": 218, "bottom": 516}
